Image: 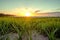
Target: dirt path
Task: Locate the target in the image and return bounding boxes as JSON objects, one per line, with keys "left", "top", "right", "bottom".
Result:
{"left": 0, "top": 31, "right": 48, "bottom": 40}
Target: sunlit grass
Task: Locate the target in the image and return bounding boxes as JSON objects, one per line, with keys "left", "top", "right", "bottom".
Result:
{"left": 0, "top": 17, "right": 60, "bottom": 40}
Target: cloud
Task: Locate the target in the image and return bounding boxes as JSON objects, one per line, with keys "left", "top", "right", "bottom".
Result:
{"left": 56, "top": 8, "right": 60, "bottom": 10}
{"left": 0, "top": 7, "right": 60, "bottom": 16}
{"left": 46, "top": 8, "right": 60, "bottom": 12}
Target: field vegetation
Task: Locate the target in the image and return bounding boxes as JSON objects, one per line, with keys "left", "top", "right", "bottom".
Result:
{"left": 0, "top": 17, "right": 60, "bottom": 40}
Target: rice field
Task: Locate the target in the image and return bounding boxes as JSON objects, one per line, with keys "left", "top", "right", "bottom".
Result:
{"left": 0, "top": 17, "right": 60, "bottom": 40}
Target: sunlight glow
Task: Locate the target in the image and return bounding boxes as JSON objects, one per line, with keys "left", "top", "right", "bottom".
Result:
{"left": 25, "top": 12, "right": 31, "bottom": 16}
{"left": 13, "top": 8, "right": 35, "bottom": 16}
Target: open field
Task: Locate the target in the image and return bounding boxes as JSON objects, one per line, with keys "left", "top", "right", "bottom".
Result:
{"left": 0, "top": 17, "right": 60, "bottom": 40}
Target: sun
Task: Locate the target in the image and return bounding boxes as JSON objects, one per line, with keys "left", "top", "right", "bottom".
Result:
{"left": 16, "top": 8, "right": 34, "bottom": 16}
{"left": 25, "top": 12, "right": 31, "bottom": 16}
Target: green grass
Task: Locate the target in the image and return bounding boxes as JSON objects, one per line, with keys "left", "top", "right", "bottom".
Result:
{"left": 0, "top": 17, "right": 60, "bottom": 40}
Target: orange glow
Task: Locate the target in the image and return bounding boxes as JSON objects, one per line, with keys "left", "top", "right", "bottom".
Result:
{"left": 16, "top": 8, "right": 34, "bottom": 16}
{"left": 25, "top": 12, "right": 31, "bottom": 16}
{"left": 10, "top": 8, "right": 40, "bottom": 17}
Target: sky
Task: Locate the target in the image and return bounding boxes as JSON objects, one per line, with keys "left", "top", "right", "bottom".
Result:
{"left": 0, "top": 0, "right": 60, "bottom": 14}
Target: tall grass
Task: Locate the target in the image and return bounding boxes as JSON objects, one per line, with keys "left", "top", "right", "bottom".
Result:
{"left": 0, "top": 17, "right": 60, "bottom": 40}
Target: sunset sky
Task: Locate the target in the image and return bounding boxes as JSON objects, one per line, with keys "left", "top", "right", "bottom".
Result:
{"left": 0, "top": 0, "right": 60, "bottom": 15}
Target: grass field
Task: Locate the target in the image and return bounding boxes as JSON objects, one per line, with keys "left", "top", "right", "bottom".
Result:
{"left": 0, "top": 17, "right": 60, "bottom": 40}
